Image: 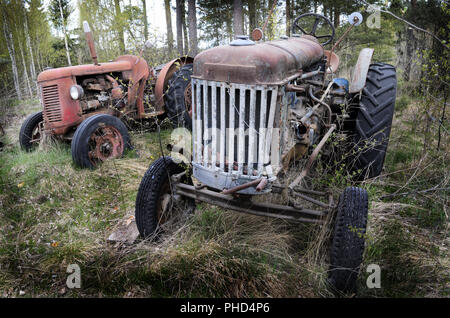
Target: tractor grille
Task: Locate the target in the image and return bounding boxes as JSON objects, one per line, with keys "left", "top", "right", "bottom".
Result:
{"left": 41, "top": 84, "right": 62, "bottom": 123}
{"left": 192, "top": 79, "right": 278, "bottom": 187}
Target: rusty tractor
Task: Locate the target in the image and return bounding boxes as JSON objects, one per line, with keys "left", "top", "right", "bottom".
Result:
{"left": 135, "top": 12, "right": 397, "bottom": 294}
{"left": 19, "top": 21, "right": 194, "bottom": 168}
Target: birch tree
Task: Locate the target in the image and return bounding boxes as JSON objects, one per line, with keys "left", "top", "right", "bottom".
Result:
{"left": 49, "top": 0, "right": 72, "bottom": 65}
{"left": 2, "top": 17, "right": 21, "bottom": 99}
{"left": 142, "top": 0, "right": 148, "bottom": 41}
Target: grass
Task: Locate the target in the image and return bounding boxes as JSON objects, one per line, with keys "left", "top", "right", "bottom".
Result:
{"left": 0, "top": 97, "right": 448, "bottom": 298}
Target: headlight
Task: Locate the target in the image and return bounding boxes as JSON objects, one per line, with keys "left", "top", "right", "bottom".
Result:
{"left": 70, "top": 85, "right": 84, "bottom": 100}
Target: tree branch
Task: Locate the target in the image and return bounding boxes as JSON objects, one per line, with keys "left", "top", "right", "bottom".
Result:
{"left": 360, "top": 1, "right": 449, "bottom": 50}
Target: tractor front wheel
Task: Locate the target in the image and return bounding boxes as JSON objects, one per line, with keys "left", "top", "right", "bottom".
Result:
{"left": 135, "top": 156, "right": 195, "bottom": 239}
{"left": 19, "top": 111, "right": 43, "bottom": 151}
{"left": 329, "top": 186, "right": 368, "bottom": 294}
{"left": 71, "top": 114, "right": 131, "bottom": 169}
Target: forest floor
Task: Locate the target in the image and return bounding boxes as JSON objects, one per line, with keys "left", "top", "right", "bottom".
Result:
{"left": 0, "top": 97, "right": 448, "bottom": 298}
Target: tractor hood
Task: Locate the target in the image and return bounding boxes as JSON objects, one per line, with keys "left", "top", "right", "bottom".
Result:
{"left": 37, "top": 55, "right": 144, "bottom": 83}
{"left": 192, "top": 35, "right": 324, "bottom": 85}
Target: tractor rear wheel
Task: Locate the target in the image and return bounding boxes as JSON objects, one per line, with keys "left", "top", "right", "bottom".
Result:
{"left": 135, "top": 156, "right": 195, "bottom": 239}
{"left": 351, "top": 63, "right": 397, "bottom": 180}
{"left": 19, "top": 111, "right": 43, "bottom": 151}
{"left": 329, "top": 186, "right": 368, "bottom": 294}
{"left": 71, "top": 114, "right": 131, "bottom": 169}
{"left": 164, "top": 64, "right": 193, "bottom": 130}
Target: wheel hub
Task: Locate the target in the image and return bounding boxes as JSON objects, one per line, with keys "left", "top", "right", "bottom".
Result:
{"left": 88, "top": 126, "right": 124, "bottom": 165}
{"left": 184, "top": 82, "right": 192, "bottom": 118}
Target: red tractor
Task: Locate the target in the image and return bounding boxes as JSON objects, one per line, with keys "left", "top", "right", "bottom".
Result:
{"left": 19, "top": 21, "right": 194, "bottom": 168}
{"left": 135, "top": 12, "right": 397, "bottom": 294}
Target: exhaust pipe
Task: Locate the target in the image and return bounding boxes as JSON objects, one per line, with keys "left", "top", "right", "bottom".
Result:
{"left": 83, "top": 21, "right": 99, "bottom": 66}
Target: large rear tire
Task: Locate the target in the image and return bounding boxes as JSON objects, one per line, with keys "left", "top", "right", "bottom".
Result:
{"left": 351, "top": 63, "right": 396, "bottom": 180}
{"left": 164, "top": 64, "right": 193, "bottom": 130}
{"left": 329, "top": 186, "right": 368, "bottom": 294}
{"left": 71, "top": 114, "right": 131, "bottom": 169}
{"left": 19, "top": 111, "right": 43, "bottom": 151}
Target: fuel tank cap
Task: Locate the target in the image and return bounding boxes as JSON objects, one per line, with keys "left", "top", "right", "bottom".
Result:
{"left": 230, "top": 35, "right": 255, "bottom": 46}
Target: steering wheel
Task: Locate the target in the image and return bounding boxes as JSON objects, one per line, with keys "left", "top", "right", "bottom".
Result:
{"left": 292, "top": 13, "right": 335, "bottom": 46}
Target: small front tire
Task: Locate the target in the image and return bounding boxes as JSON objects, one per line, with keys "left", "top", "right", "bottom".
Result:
{"left": 135, "top": 156, "right": 194, "bottom": 239}
{"left": 329, "top": 186, "right": 369, "bottom": 294}
{"left": 71, "top": 114, "right": 131, "bottom": 169}
{"left": 19, "top": 111, "right": 43, "bottom": 151}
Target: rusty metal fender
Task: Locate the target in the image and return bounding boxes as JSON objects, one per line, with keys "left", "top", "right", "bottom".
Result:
{"left": 154, "top": 56, "right": 194, "bottom": 112}
{"left": 349, "top": 48, "right": 374, "bottom": 94}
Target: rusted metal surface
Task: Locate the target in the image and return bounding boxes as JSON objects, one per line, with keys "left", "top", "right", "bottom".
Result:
{"left": 154, "top": 56, "right": 194, "bottom": 112}
{"left": 176, "top": 183, "right": 326, "bottom": 224}
{"left": 40, "top": 78, "right": 82, "bottom": 135}
{"left": 251, "top": 28, "right": 263, "bottom": 41}
{"left": 38, "top": 55, "right": 150, "bottom": 133}
{"left": 222, "top": 178, "right": 262, "bottom": 195}
{"left": 184, "top": 82, "right": 192, "bottom": 117}
{"left": 37, "top": 60, "right": 132, "bottom": 82}
{"left": 324, "top": 50, "right": 340, "bottom": 73}
{"left": 289, "top": 124, "right": 336, "bottom": 189}
{"left": 308, "top": 86, "right": 332, "bottom": 126}
{"left": 83, "top": 21, "right": 98, "bottom": 66}
{"left": 292, "top": 191, "right": 330, "bottom": 209}
{"left": 349, "top": 48, "right": 374, "bottom": 93}
{"left": 285, "top": 84, "right": 305, "bottom": 92}
{"left": 256, "top": 178, "right": 268, "bottom": 192}
{"left": 88, "top": 125, "right": 124, "bottom": 166}
{"left": 192, "top": 36, "right": 323, "bottom": 85}
{"left": 114, "top": 56, "right": 149, "bottom": 117}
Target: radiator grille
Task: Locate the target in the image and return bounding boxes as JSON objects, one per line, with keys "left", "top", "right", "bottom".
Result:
{"left": 41, "top": 84, "right": 62, "bottom": 123}
{"left": 192, "top": 79, "right": 278, "bottom": 179}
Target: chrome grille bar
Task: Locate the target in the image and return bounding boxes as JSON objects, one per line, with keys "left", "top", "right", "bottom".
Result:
{"left": 192, "top": 79, "right": 278, "bottom": 190}
{"left": 219, "top": 83, "right": 226, "bottom": 170}
{"left": 228, "top": 86, "right": 235, "bottom": 174}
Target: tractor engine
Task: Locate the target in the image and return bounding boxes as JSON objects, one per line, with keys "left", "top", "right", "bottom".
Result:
{"left": 191, "top": 35, "right": 342, "bottom": 194}
{"left": 37, "top": 55, "right": 149, "bottom": 136}
{"left": 74, "top": 73, "right": 125, "bottom": 113}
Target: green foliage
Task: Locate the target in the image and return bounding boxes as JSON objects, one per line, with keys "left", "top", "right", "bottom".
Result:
{"left": 48, "top": 0, "right": 73, "bottom": 32}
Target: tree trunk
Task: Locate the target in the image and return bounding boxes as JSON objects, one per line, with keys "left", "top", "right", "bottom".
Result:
{"left": 142, "top": 0, "right": 148, "bottom": 41}
{"left": 2, "top": 19, "right": 22, "bottom": 99}
{"left": 19, "top": 40, "right": 33, "bottom": 98}
{"left": 176, "top": 0, "right": 184, "bottom": 55}
{"left": 187, "top": 0, "right": 198, "bottom": 55}
{"left": 181, "top": 0, "right": 189, "bottom": 54}
{"left": 286, "top": 0, "right": 291, "bottom": 36}
{"left": 164, "top": 0, "right": 174, "bottom": 53}
{"left": 333, "top": 6, "right": 340, "bottom": 28}
{"left": 233, "top": 0, "right": 243, "bottom": 36}
{"left": 24, "top": 12, "right": 38, "bottom": 95}
{"left": 58, "top": 0, "right": 72, "bottom": 65}
{"left": 114, "top": 0, "right": 126, "bottom": 54}
{"left": 248, "top": 0, "right": 256, "bottom": 36}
